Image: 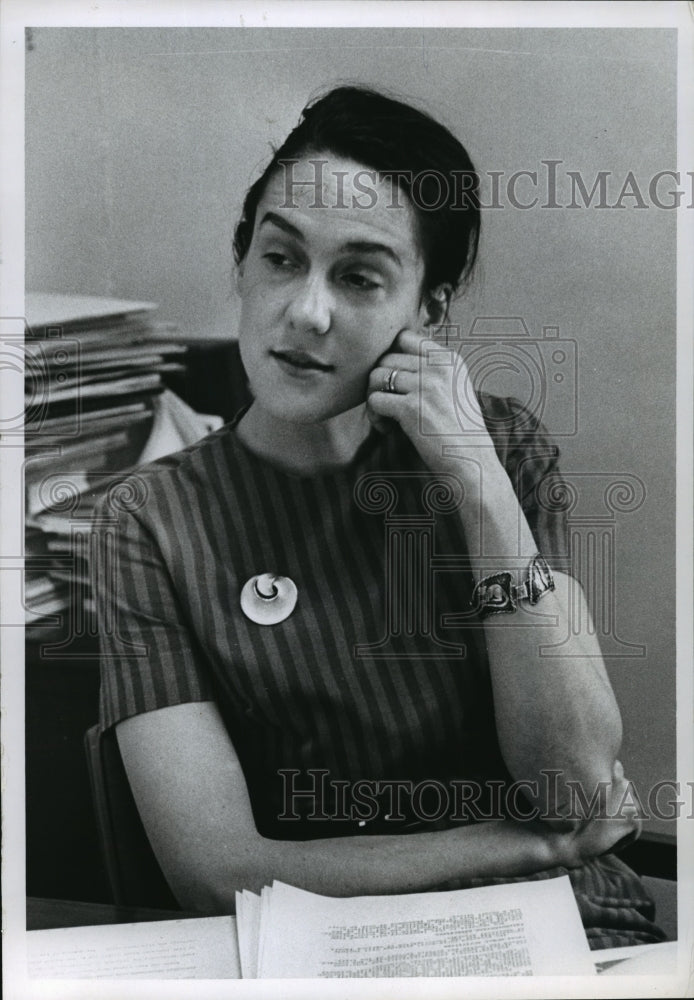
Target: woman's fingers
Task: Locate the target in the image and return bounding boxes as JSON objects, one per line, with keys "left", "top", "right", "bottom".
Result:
{"left": 575, "top": 812, "right": 641, "bottom": 864}
{"left": 377, "top": 327, "right": 432, "bottom": 365}
{"left": 366, "top": 382, "right": 413, "bottom": 421}
{"left": 372, "top": 350, "right": 420, "bottom": 373}
{"left": 394, "top": 328, "right": 429, "bottom": 354}
{"left": 368, "top": 365, "right": 418, "bottom": 397}
{"left": 367, "top": 338, "right": 424, "bottom": 431}
{"left": 369, "top": 326, "right": 450, "bottom": 397}
{"left": 367, "top": 327, "right": 486, "bottom": 457}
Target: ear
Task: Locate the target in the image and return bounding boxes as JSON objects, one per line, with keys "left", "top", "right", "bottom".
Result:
{"left": 419, "top": 284, "right": 452, "bottom": 331}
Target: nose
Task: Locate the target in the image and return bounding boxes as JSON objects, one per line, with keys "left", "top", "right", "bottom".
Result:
{"left": 285, "top": 271, "right": 333, "bottom": 336}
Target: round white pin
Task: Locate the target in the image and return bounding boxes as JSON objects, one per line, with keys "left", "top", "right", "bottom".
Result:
{"left": 240, "top": 572, "right": 298, "bottom": 625}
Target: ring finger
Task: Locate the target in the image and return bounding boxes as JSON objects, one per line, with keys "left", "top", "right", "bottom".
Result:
{"left": 369, "top": 365, "right": 418, "bottom": 397}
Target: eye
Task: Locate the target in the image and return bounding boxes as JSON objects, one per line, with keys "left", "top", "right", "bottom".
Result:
{"left": 263, "top": 252, "right": 298, "bottom": 271}
{"left": 342, "top": 272, "right": 382, "bottom": 292}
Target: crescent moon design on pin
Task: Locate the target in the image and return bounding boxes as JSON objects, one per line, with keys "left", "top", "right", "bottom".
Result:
{"left": 240, "top": 573, "right": 298, "bottom": 625}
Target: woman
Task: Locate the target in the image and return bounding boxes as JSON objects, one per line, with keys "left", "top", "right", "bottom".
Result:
{"left": 94, "top": 86, "right": 664, "bottom": 948}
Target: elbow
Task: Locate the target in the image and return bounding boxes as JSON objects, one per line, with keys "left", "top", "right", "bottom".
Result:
{"left": 593, "top": 696, "right": 624, "bottom": 785}
{"left": 608, "top": 714, "right": 624, "bottom": 774}
{"left": 166, "top": 835, "right": 279, "bottom": 915}
{"left": 531, "top": 715, "right": 625, "bottom": 830}
{"left": 581, "top": 705, "right": 623, "bottom": 788}
{"left": 563, "top": 720, "right": 625, "bottom": 817}
{"left": 169, "top": 870, "right": 237, "bottom": 916}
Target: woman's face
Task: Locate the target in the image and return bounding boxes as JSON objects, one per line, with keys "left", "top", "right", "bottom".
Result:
{"left": 236, "top": 153, "right": 430, "bottom": 424}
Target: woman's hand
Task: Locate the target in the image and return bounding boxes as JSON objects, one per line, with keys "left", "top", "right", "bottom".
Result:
{"left": 548, "top": 760, "right": 642, "bottom": 869}
{"left": 367, "top": 328, "right": 495, "bottom": 476}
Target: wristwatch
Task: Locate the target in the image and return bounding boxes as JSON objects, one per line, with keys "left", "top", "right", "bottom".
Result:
{"left": 472, "top": 553, "right": 555, "bottom": 620}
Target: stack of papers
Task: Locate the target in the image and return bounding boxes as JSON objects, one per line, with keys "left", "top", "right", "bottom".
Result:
{"left": 23, "top": 293, "right": 190, "bottom": 632}
{"left": 28, "top": 877, "right": 679, "bottom": 980}
{"left": 28, "top": 876, "right": 601, "bottom": 979}
{"left": 235, "top": 876, "right": 596, "bottom": 978}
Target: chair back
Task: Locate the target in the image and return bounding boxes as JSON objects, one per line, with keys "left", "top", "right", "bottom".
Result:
{"left": 84, "top": 724, "right": 180, "bottom": 910}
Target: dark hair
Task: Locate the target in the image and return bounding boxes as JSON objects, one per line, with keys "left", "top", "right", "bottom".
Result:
{"left": 233, "top": 86, "right": 480, "bottom": 299}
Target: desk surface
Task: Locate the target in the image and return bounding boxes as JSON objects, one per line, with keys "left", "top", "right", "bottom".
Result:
{"left": 27, "top": 897, "right": 200, "bottom": 931}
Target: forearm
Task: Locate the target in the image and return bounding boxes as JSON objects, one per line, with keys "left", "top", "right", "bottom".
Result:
{"left": 183, "top": 817, "right": 562, "bottom": 913}
{"left": 450, "top": 457, "right": 622, "bottom": 808}
{"left": 117, "top": 701, "right": 633, "bottom": 919}
{"left": 484, "top": 600, "right": 622, "bottom": 812}
{"left": 118, "top": 705, "right": 567, "bottom": 913}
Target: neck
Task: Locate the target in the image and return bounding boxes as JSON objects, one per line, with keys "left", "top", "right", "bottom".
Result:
{"left": 235, "top": 401, "right": 373, "bottom": 474}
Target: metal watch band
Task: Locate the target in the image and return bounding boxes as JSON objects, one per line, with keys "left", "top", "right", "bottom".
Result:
{"left": 525, "top": 552, "right": 555, "bottom": 604}
{"left": 472, "top": 553, "right": 555, "bottom": 620}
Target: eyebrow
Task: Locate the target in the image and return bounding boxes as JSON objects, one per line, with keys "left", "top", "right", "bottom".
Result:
{"left": 258, "top": 211, "right": 403, "bottom": 269}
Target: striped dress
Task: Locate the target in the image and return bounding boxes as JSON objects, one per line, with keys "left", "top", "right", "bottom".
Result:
{"left": 93, "top": 394, "right": 665, "bottom": 949}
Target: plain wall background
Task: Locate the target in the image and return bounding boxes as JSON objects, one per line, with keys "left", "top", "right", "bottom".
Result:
{"left": 26, "top": 27, "right": 677, "bottom": 836}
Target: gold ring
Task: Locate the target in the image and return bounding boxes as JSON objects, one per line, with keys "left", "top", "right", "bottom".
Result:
{"left": 387, "top": 368, "right": 399, "bottom": 393}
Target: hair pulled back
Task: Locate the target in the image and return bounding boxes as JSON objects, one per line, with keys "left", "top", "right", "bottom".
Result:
{"left": 233, "top": 86, "right": 480, "bottom": 298}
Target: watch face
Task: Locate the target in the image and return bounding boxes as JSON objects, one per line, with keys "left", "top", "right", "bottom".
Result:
{"left": 478, "top": 572, "right": 516, "bottom": 617}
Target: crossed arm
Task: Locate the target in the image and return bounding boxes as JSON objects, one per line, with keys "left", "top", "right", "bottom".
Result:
{"left": 117, "top": 658, "right": 635, "bottom": 916}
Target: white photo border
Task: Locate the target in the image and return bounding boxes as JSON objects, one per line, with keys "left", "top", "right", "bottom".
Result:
{"left": 2, "top": 2, "right": 692, "bottom": 999}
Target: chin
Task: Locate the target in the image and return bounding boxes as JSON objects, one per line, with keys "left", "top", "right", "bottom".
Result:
{"left": 252, "top": 386, "right": 363, "bottom": 426}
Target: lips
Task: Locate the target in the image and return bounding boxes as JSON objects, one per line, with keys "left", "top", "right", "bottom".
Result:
{"left": 270, "top": 349, "right": 334, "bottom": 372}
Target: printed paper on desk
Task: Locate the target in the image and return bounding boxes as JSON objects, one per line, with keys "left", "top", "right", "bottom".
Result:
{"left": 256, "top": 875, "right": 595, "bottom": 978}
{"left": 235, "top": 889, "right": 262, "bottom": 979}
{"left": 27, "top": 916, "right": 240, "bottom": 980}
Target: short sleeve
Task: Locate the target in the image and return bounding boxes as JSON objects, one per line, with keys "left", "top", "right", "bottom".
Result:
{"left": 480, "top": 394, "right": 570, "bottom": 569}
{"left": 91, "top": 488, "right": 214, "bottom": 733}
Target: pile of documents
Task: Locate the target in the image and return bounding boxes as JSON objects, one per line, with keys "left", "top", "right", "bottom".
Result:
{"left": 235, "top": 876, "right": 596, "bottom": 978}
{"left": 28, "top": 875, "right": 640, "bottom": 979}
{"left": 24, "top": 293, "right": 189, "bottom": 632}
